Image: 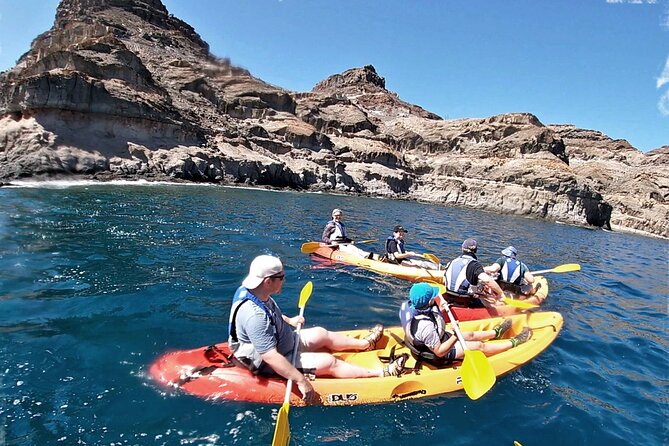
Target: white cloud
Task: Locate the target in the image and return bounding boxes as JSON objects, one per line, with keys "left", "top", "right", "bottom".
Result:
{"left": 659, "top": 56, "right": 669, "bottom": 116}
{"left": 657, "top": 56, "right": 669, "bottom": 89}
{"left": 659, "top": 90, "right": 669, "bottom": 116}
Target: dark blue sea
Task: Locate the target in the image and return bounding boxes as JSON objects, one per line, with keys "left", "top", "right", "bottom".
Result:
{"left": 1, "top": 181, "right": 667, "bottom": 446}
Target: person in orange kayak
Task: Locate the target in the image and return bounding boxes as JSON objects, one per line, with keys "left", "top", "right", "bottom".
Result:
{"left": 399, "top": 283, "right": 531, "bottom": 366}
{"left": 443, "top": 238, "right": 505, "bottom": 305}
{"left": 228, "top": 255, "right": 407, "bottom": 404}
{"left": 321, "top": 208, "right": 373, "bottom": 259}
{"left": 385, "top": 225, "right": 439, "bottom": 269}
{"left": 484, "top": 246, "right": 538, "bottom": 297}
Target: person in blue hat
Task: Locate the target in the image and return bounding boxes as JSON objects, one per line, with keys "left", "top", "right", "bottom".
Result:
{"left": 398, "top": 283, "right": 530, "bottom": 366}
{"left": 484, "top": 246, "right": 537, "bottom": 297}
{"left": 443, "top": 238, "right": 504, "bottom": 304}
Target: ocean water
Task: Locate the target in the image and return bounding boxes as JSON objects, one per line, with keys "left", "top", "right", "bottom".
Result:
{"left": 0, "top": 181, "right": 667, "bottom": 446}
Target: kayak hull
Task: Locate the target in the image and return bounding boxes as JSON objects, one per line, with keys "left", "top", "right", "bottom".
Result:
{"left": 309, "top": 244, "right": 444, "bottom": 283}
{"left": 442, "top": 276, "right": 549, "bottom": 321}
{"left": 150, "top": 311, "right": 563, "bottom": 406}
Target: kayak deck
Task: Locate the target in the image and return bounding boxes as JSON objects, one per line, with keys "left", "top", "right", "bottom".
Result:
{"left": 150, "top": 311, "right": 563, "bottom": 406}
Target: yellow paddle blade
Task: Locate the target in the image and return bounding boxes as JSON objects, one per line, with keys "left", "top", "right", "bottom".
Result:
{"left": 461, "top": 349, "right": 496, "bottom": 400}
{"left": 426, "top": 281, "right": 446, "bottom": 295}
{"left": 530, "top": 263, "right": 581, "bottom": 275}
{"left": 300, "top": 242, "right": 322, "bottom": 254}
{"left": 422, "top": 253, "right": 441, "bottom": 264}
{"left": 552, "top": 263, "right": 581, "bottom": 273}
{"left": 299, "top": 281, "right": 313, "bottom": 308}
{"left": 271, "top": 402, "right": 291, "bottom": 446}
{"left": 502, "top": 297, "right": 538, "bottom": 309}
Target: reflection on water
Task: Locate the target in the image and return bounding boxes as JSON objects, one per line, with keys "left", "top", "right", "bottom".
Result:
{"left": 0, "top": 182, "right": 667, "bottom": 445}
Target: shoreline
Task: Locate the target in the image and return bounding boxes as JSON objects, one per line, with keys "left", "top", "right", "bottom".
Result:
{"left": 2, "top": 174, "right": 666, "bottom": 241}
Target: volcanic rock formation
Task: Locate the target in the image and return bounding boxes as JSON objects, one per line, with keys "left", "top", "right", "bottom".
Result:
{"left": 0, "top": 0, "right": 666, "bottom": 238}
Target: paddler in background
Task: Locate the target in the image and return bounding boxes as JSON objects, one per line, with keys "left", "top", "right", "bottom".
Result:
{"left": 322, "top": 208, "right": 374, "bottom": 259}
{"left": 228, "top": 255, "right": 407, "bottom": 404}
{"left": 443, "top": 238, "right": 505, "bottom": 307}
{"left": 384, "top": 225, "right": 439, "bottom": 269}
{"left": 485, "top": 246, "right": 541, "bottom": 299}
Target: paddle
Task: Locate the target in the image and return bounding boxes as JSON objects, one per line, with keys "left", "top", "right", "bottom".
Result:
{"left": 271, "top": 281, "right": 313, "bottom": 446}
{"left": 441, "top": 302, "right": 496, "bottom": 400}
{"left": 421, "top": 253, "right": 441, "bottom": 265}
{"left": 300, "top": 239, "right": 378, "bottom": 254}
{"left": 530, "top": 263, "right": 581, "bottom": 275}
{"left": 478, "top": 294, "right": 539, "bottom": 309}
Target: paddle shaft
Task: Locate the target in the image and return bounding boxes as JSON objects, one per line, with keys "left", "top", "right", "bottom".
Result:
{"left": 281, "top": 305, "right": 306, "bottom": 404}
{"left": 442, "top": 303, "right": 470, "bottom": 351}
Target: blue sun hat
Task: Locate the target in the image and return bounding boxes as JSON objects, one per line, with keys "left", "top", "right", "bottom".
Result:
{"left": 409, "top": 283, "right": 440, "bottom": 309}
{"left": 501, "top": 246, "right": 518, "bottom": 258}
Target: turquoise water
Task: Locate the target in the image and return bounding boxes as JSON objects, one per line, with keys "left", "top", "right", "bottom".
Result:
{"left": 0, "top": 182, "right": 667, "bottom": 445}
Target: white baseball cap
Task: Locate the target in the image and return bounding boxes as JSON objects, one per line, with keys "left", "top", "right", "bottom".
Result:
{"left": 242, "top": 255, "right": 284, "bottom": 289}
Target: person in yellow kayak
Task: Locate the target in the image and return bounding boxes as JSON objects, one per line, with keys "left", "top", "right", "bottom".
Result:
{"left": 443, "top": 238, "right": 505, "bottom": 306}
{"left": 385, "top": 225, "right": 439, "bottom": 269}
{"left": 484, "top": 246, "right": 539, "bottom": 298}
{"left": 321, "top": 208, "right": 373, "bottom": 259}
{"left": 229, "top": 255, "right": 407, "bottom": 404}
{"left": 399, "top": 282, "right": 531, "bottom": 366}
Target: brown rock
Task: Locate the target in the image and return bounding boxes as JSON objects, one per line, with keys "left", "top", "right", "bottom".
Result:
{"left": 0, "top": 0, "right": 666, "bottom": 238}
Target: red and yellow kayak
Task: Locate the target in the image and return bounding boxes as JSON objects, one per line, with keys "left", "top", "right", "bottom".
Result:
{"left": 305, "top": 244, "right": 549, "bottom": 321}
{"left": 150, "top": 311, "right": 563, "bottom": 406}
{"left": 440, "top": 276, "right": 549, "bottom": 321}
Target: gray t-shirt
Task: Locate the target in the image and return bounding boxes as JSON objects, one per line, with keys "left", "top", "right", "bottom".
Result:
{"left": 412, "top": 317, "right": 443, "bottom": 350}
{"left": 234, "top": 295, "right": 295, "bottom": 356}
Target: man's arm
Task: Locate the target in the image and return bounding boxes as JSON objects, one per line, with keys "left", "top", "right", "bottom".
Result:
{"left": 322, "top": 222, "right": 335, "bottom": 243}
{"left": 387, "top": 240, "right": 416, "bottom": 260}
{"left": 522, "top": 263, "right": 535, "bottom": 284}
{"left": 478, "top": 272, "right": 504, "bottom": 299}
{"left": 260, "top": 348, "right": 315, "bottom": 403}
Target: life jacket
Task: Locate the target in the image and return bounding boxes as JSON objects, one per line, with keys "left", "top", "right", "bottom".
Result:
{"left": 385, "top": 236, "right": 405, "bottom": 264}
{"left": 399, "top": 301, "right": 453, "bottom": 366}
{"left": 228, "top": 286, "right": 279, "bottom": 371}
{"left": 500, "top": 257, "right": 522, "bottom": 285}
{"left": 330, "top": 220, "right": 347, "bottom": 242}
{"left": 444, "top": 254, "right": 475, "bottom": 295}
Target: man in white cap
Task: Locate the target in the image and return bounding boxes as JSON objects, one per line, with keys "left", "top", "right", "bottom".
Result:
{"left": 443, "top": 238, "right": 504, "bottom": 304}
{"left": 321, "top": 208, "right": 373, "bottom": 259}
{"left": 485, "top": 246, "right": 537, "bottom": 297}
{"left": 228, "top": 255, "right": 406, "bottom": 404}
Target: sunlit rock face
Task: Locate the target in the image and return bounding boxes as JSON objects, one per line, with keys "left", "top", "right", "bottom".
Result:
{"left": 0, "top": 0, "right": 666, "bottom": 238}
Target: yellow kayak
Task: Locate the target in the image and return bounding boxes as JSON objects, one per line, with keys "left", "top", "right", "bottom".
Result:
{"left": 150, "top": 311, "right": 563, "bottom": 406}
{"left": 306, "top": 243, "right": 444, "bottom": 282}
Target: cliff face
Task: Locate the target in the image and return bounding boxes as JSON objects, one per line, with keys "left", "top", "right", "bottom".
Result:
{"left": 0, "top": 0, "right": 666, "bottom": 238}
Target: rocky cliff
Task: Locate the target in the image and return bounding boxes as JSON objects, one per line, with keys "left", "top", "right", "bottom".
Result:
{"left": 0, "top": 0, "right": 666, "bottom": 238}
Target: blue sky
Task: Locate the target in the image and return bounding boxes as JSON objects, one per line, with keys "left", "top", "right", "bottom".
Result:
{"left": 1, "top": 0, "right": 667, "bottom": 152}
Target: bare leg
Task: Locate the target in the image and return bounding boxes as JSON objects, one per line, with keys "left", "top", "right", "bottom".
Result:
{"left": 461, "top": 330, "right": 496, "bottom": 342}
{"left": 299, "top": 352, "right": 383, "bottom": 378}
{"left": 454, "top": 339, "right": 514, "bottom": 358}
{"left": 300, "top": 327, "right": 369, "bottom": 352}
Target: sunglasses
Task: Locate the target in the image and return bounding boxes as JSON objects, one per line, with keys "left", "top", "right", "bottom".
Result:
{"left": 268, "top": 273, "right": 285, "bottom": 281}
